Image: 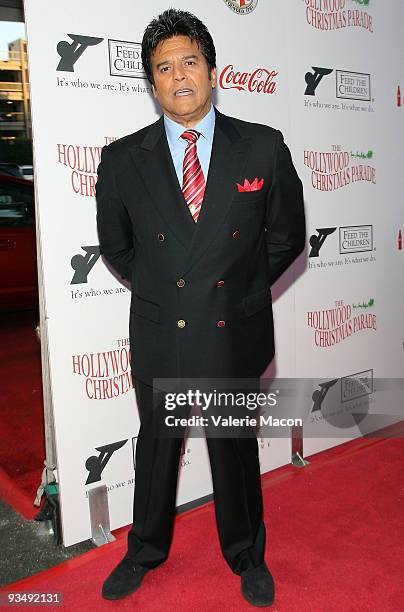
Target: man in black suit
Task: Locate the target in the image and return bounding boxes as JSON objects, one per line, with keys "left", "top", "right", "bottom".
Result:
{"left": 96, "top": 8, "right": 305, "bottom": 607}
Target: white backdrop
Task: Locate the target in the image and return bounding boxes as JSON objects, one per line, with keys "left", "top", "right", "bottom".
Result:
{"left": 286, "top": 0, "right": 404, "bottom": 455}
{"left": 23, "top": 0, "right": 404, "bottom": 546}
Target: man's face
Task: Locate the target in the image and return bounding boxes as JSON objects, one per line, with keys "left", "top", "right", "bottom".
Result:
{"left": 150, "top": 35, "right": 216, "bottom": 127}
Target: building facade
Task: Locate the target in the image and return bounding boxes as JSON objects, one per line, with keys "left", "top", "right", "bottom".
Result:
{"left": 0, "top": 38, "right": 31, "bottom": 141}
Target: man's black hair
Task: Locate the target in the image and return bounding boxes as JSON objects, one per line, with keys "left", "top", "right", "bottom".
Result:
{"left": 141, "top": 8, "right": 216, "bottom": 86}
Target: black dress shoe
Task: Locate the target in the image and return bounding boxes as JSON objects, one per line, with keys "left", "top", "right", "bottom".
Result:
{"left": 102, "top": 556, "right": 150, "bottom": 600}
{"left": 241, "top": 562, "right": 275, "bottom": 607}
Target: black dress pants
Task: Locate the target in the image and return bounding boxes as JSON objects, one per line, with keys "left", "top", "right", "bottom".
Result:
{"left": 126, "top": 378, "right": 266, "bottom": 575}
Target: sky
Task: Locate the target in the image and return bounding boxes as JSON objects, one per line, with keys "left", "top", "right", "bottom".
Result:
{"left": 0, "top": 21, "right": 26, "bottom": 55}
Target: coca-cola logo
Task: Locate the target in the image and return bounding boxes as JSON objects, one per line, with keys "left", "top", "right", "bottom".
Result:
{"left": 219, "top": 65, "right": 278, "bottom": 94}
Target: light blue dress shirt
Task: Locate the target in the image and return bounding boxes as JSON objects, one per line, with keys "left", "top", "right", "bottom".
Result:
{"left": 163, "top": 105, "right": 215, "bottom": 188}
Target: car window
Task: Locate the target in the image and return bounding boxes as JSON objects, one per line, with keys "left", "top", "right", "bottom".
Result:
{"left": 0, "top": 183, "right": 34, "bottom": 227}
{"left": 0, "top": 167, "right": 21, "bottom": 178}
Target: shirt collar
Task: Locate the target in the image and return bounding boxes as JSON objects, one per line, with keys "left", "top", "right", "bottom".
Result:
{"left": 164, "top": 105, "right": 215, "bottom": 148}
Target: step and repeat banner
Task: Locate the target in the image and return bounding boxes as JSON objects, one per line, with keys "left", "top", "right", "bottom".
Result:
{"left": 286, "top": 1, "right": 404, "bottom": 455}
{"left": 23, "top": 0, "right": 404, "bottom": 546}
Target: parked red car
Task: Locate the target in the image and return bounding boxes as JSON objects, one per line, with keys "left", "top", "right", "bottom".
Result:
{"left": 0, "top": 175, "right": 38, "bottom": 311}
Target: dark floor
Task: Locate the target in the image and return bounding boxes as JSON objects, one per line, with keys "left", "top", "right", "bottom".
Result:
{"left": 0, "top": 498, "right": 95, "bottom": 587}
{"left": 0, "top": 309, "right": 94, "bottom": 587}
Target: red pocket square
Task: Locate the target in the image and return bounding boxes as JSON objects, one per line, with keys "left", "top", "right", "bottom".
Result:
{"left": 236, "top": 177, "right": 265, "bottom": 192}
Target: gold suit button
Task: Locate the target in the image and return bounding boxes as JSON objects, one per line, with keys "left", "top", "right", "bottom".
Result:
{"left": 177, "top": 278, "right": 185, "bottom": 288}
{"left": 177, "top": 319, "right": 186, "bottom": 328}
{"left": 232, "top": 230, "right": 240, "bottom": 239}
{"left": 158, "top": 233, "right": 165, "bottom": 241}
{"left": 217, "top": 320, "right": 226, "bottom": 327}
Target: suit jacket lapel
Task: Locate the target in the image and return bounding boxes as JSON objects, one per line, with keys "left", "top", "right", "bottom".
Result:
{"left": 182, "top": 109, "right": 251, "bottom": 275}
{"left": 129, "top": 116, "right": 196, "bottom": 251}
{"left": 129, "top": 110, "right": 251, "bottom": 271}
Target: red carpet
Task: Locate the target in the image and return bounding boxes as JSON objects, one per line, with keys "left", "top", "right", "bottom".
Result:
{"left": 0, "top": 310, "right": 44, "bottom": 518}
{"left": 2, "top": 435, "right": 403, "bottom": 611}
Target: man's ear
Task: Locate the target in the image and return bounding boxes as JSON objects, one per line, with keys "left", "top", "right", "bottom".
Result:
{"left": 151, "top": 83, "right": 157, "bottom": 98}
{"left": 211, "top": 67, "right": 217, "bottom": 89}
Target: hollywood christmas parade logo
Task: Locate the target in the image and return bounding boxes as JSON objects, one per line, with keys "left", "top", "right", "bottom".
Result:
{"left": 307, "top": 298, "right": 376, "bottom": 347}
{"left": 303, "top": 145, "right": 376, "bottom": 191}
{"left": 304, "top": 0, "right": 374, "bottom": 33}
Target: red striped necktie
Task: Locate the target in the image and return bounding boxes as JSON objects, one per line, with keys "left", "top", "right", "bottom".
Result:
{"left": 180, "top": 130, "right": 206, "bottom": 222}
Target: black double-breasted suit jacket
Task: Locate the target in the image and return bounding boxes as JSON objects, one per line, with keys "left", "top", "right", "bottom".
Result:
{"left": 96, "top": 108, "right": 305, "bottom": 386}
